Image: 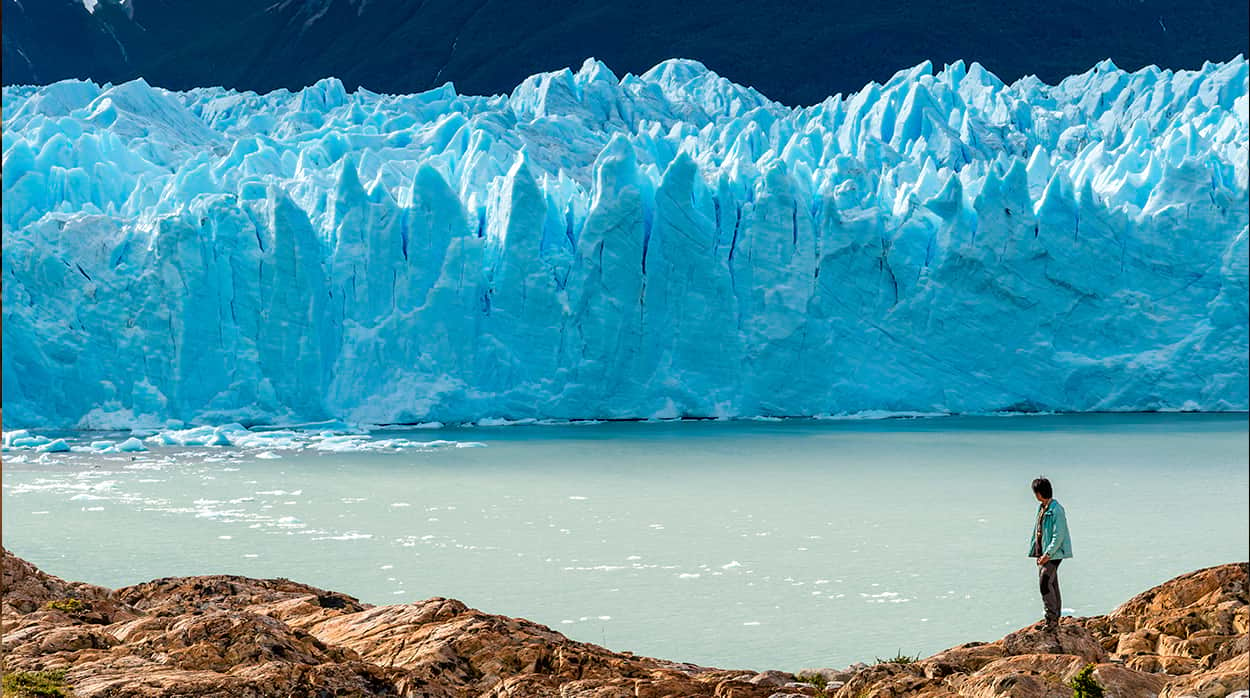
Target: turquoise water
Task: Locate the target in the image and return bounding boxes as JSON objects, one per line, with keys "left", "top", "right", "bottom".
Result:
{"left": 3, "top": 414, "right": 1247, "bottom": 670}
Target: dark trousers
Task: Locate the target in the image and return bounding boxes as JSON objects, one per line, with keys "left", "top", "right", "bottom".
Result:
{"left": 1038, "top": 559, "right": 1062, "bottom": 624}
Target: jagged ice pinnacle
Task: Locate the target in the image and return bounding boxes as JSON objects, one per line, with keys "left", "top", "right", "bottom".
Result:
{"left": 2, "top": 57, "right": 1247, "bottom": 428}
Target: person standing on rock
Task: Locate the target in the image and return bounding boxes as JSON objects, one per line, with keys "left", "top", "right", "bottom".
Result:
{"left": 1028, "top": 477, "right": 1071, "bottom": 634}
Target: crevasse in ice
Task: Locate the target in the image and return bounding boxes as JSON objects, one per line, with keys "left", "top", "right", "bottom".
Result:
{"left": 2, "top": 57, "right": 1247, "bottom": 428}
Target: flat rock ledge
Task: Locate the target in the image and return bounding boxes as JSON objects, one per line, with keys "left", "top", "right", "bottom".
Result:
{"left": 2, "top": 548, "right": 1246, "bottom": 697}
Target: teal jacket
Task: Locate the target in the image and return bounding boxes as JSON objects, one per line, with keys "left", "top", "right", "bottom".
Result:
{"left": 1027, "top": 499, "right": 1073, "bottom": 559}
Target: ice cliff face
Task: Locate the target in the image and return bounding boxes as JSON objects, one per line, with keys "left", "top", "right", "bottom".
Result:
{"left": 3, "top": 57, "right": 1247, "bottom": 428}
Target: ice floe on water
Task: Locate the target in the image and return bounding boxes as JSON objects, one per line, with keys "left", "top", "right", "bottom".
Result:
{"left": 1, "top": 423, "right": 488, "bottom": 458}
{"left": 312, "top": 531, "right": 373, "bottom": 541}
{"left": 0, "top": 420, "right": 498, "bottom": 550}
{"left": 9, "top": 435, "right": 75, "bottom": 453}
{"left": 814, "top": 411, "right": 954, "bottom": 421}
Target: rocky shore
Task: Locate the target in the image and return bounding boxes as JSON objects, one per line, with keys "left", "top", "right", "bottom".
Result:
{"left": 2, "top": 549, "right": 1246, "bottom": 697}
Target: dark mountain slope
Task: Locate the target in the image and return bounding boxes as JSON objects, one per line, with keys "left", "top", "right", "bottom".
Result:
{"left": 3, "top": 0, "right": 1248, "bottom": 104}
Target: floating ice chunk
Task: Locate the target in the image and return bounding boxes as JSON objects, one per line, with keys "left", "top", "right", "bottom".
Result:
{"left": 313, "top": 532, "right": 373, "bottom": 541}
{"left": 117, "top": 437, "right": 147, "bottom": 452}
{"left": 3, "top": 430, "right": 34, "bottom": 448}
{"left": 36, "top": 439, "right": 71, "bottom": 453}
{"left": 288, "top": 419, "right": 357, "bottom": 432}
{"left": 5, "top": 432, "right": 52, "bottom": 449}
{"left": 476, "top": 418, "right": 539, "bottom": 427}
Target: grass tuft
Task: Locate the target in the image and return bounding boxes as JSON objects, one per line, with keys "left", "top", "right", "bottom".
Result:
{"left": 2, "top": 669, "right": 74, "bottom": 697}
{"left": 43, "top": 598, "right": 89, "bottom": 615}
{"left": 795, "top": 672, "right": 829, "bottom": 689}
{"left": 874, "top": 649, "right": 920, "bottom": 665}
{"left": 795, "top": 672, "right": 832, "bottom": 697}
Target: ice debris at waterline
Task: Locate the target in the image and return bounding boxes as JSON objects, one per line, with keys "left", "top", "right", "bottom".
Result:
{"left": 3, "top": 58, "right": 1248, "bottom": 428}
{"left": 0, "top": 424, "right": 487, "bottom": 456}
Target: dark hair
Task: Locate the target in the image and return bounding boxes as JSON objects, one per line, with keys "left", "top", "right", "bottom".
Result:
{"left": 1031, "top": 477, "right": 1053, "bottom": 499}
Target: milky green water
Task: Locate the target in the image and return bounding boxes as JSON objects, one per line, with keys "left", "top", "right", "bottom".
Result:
{"left": 3, "top": 414, "right": 1247, "bottom": 670}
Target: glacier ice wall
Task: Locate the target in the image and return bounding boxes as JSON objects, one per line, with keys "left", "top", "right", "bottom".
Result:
{"left": 3, "top": 57, "right": 1248, "bottom": 428}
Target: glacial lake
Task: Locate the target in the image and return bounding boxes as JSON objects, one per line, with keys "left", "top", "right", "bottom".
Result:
{"left": 3, "top": 414, "right": 1247, "bottom": 670}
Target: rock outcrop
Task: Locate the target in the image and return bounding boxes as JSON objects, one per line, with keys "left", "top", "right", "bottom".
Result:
{"left": 2, "top": 548, "right": 1246, "bottom": 697}
{"left": 799, "top": 562, "right": 1248, "bottom": 698}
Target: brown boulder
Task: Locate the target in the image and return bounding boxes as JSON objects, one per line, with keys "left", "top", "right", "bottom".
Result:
{"left": 1087, "top": 663, "right": 1169, "bottom": 698}
{"left": 2, "top": 548, "right": 781, "bottom": 697}
{"left": 999, "top": 620, "right": 1107, "bottom": 663}
{"left": 829, "top": 661, "right": 956, "bottom": 697}
{"left": 1159, "top": 651, "right": 1250, "bottom": 698}
{"left": 5, "top": 547, "right": 1247, "bottom": 698}
{"left": 823, "top": 564, "right": 1245, "bottom": 698}
{"left": 2, "top": 546, "right": 109, "bottom": 614}
{"left": 114, "top": 573, "right": 367, "bottom": 617}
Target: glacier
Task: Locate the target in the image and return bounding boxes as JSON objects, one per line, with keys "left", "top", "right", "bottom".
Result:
{"left": 2, "top": 57, "right": 1247, "bottom": 429}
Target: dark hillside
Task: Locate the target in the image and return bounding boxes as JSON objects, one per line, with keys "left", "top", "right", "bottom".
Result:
{"left": 3, "top": 0, "right": 1248, "bottom": 103}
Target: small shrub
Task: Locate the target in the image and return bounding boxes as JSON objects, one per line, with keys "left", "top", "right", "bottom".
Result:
{"left": 874, "top": 649, "right": 919, "bottom": 664}
{"left": 796, "top": 672, "right": 829, "bottom": 690}
{"left": 795, "top": 672, "right": 831, "bottom": 698}
{"left": 2, "top": 669, "right": 73, "bottom": 697}
{"left": 1069, "top": 663, "right": 1104, "bottom": 698}
{"left": 43, "top": 598, "right": 89, "bottom": 615}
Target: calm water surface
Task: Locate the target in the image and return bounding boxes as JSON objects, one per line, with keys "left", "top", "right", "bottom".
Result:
{"left": 3, "top": 414, "right": 1247, "bottom": 670}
